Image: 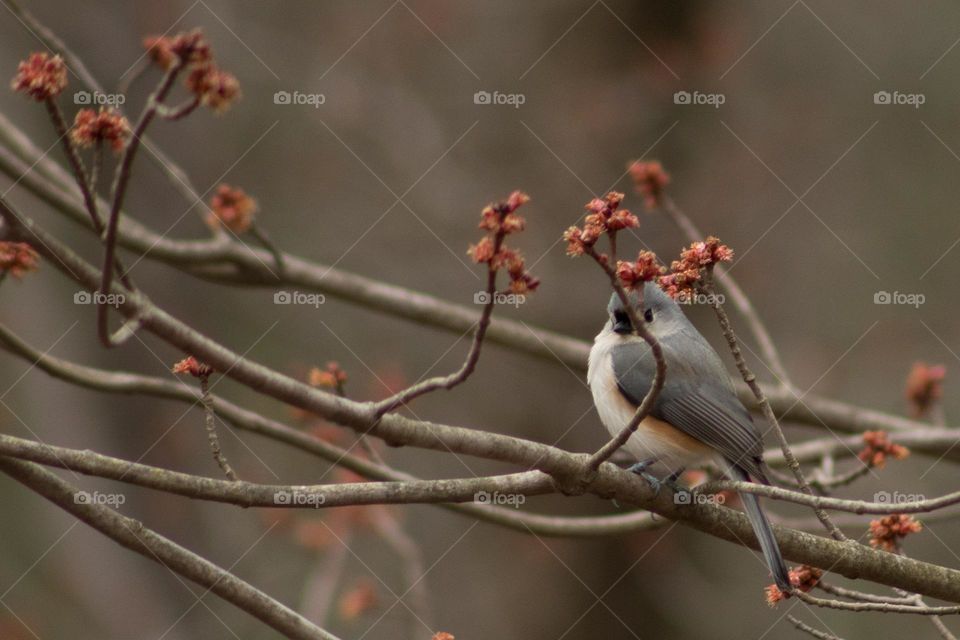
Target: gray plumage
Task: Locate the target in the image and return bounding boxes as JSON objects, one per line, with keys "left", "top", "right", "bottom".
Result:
{"left": 591, "top": 282, "right": 790, "bottom": 591}
{"left": 607, "top": 287, "right": 766, "bottom": 481}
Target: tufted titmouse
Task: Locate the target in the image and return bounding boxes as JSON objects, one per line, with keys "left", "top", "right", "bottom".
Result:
{"left": 587, "top": 282, "right": 791, "bottom": 590}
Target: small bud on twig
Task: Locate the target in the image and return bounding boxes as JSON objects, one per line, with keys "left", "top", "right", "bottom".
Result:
{"left": 467, "top": 191, "right": 538, "bottom": 294}
{"left": 905, "top": 362, "right": 946, "bottom": 418}
{"left": 71, "top": 108, "right": 130, "bottom": 152}
{"left": 0, "top": 241, "right": 39, "bottom": 278}
{"left": 858, "top": 430, "right": 909, "bottom": 468}
{"left": 869, "top": 514, "right": 922, "bottom": 552}
{"left": 207, "top": 184, "right": 257, "bottom": 233}
{"left": 616, "top": 250, "right": 661, "bottom": 290}
{"left": 143, "top": 30, "right": 211, "bottom": 69}
{"left": 659, "top": 236, "right": 733, "bottom": 300}
{"left": 186, "top": 64, "right": 240, "bottom": 114}
{"left": 309, "top": 361, "right": 348, "bottom": 395}
{"left": 765, "top": 565, "right": 822, "bottom": 606}
{"left": 628, "top": 160, "right": 670, "bottom": 210}
{"left": 172, "top": 356, "right": 213, "bottom": 378}
{"left": 11, "top": 52, "right": 67, "bottom": 101}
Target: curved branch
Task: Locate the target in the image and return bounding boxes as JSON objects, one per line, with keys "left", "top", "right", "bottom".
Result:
{"left": 6, "top": 193, "right": 960, "bottom": 603}
{"left": 0, "top": 128, "right": 948, "bottom": 442}
{"left": 0, "top": 432, "right": 555, "bottom": 508}
{"left": 0, "top": 456, "right": 340, "bottom": 640}
{"left": 0, "top": 319, "right": 657, "bottom": 537}
{"left": 703, "top": 479, "right": 960, "bottom": 516}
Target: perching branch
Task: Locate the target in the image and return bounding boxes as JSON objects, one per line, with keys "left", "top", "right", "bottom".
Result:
{"left": 5, "top": 201, "right": 960, "bottom": 605}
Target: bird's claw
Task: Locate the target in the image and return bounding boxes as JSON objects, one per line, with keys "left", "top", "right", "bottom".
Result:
{"left": 640, "top": 472, "right": 663, "bottom": 494}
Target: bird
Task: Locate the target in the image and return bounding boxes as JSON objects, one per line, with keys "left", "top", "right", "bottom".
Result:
{"left": 587, "top": 281, "right": 791, "bottom": 591}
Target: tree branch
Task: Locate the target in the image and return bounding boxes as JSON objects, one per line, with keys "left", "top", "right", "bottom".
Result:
{"left": 0, "top": 456, "right": 341, "bottom": 640}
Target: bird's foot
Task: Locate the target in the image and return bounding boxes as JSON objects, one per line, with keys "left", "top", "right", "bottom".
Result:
{"left": 639, "top": 472, "right": 664, "bottom": 494}
{"left": 626, "top": 459, "right": 656, "bottom": 475}
{"left": 663, "top": 468, "right": 686, "bottom": 493}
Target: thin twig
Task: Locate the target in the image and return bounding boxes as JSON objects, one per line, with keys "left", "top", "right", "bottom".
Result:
{"left": 44, "top": 100, "right": 100, "bottom": 231}
{"left": 372, "top": 228, "right": 503, "bottom": 417}
{"left": 794, "top": 590, "right": 960, "bottom": 615}
{"left": 0, "top": 455, "right": 341, "bottom": 640}
{"left": 97, "top": 60, "right": 185, "bottom": 347}
{"left": 662, "top": 196, "right": 794, "bottom": 390}
{"left": 156, "top": 96, "right": 201, "bottom": 121}
{"left": 817, "top": 581, "right": 916, "bottom": 605}
{"left": 247, "top": 223, "right": 286, "bottom": 278}
{"left": 199, "top": 373, "right": 238, "bottom": 481}
{"left": 698, "top": 478, "right": 960, "bottom": 515}
{"left": 785, "top": 615, "right": 845, "bottom": 640}
{"left": 583, "top": 245, "right": 665, "bottom": 472}
{"left": 701, "top": 265, "right": 845, "bottom": 541}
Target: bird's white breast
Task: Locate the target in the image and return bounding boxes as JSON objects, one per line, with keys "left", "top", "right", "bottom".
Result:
{"left": 588, "top": 329, "right": 715, "bottom": 472}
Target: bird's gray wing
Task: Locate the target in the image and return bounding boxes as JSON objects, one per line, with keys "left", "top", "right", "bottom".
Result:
{"left": 611, "top": 340, "right": 766, "bottom": 479}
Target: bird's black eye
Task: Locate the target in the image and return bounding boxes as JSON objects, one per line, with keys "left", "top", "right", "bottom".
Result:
{"left": 644, "top": 308, "right": 654, "bottom": 323}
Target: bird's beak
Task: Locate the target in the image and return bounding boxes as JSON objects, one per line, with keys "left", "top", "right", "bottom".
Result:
{"left": 613, "top": 318, "right": 633, "bottom": 335}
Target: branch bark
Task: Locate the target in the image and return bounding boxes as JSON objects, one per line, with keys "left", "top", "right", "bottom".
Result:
{"left": 0, "top": 456, "right": 341, "bottom": 640}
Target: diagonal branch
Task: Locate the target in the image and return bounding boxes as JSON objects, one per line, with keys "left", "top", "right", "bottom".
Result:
{"left": 0, "top": 456, "right": 341, "bottom": 640}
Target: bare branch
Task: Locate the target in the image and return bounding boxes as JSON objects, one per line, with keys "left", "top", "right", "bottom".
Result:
{"left": 661, "top": 195, "right": 794, "bottom": 389}
{"left": 0, "top": 456, "right": 341, "bottom": 640}
{"left": 701, "top": 265, "right": 845, "bottom": 541}
{"left": 97, "top": 60, "right": 185, "bottom": 347}
{"left": 6, "top": 196, "right": 960, "bottom": 603}
{"left": 0, "top": 130, "right": 946, "bottom": 443}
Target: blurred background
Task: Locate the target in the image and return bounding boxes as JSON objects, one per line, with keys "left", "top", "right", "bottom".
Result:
{"left": 0, "top": 1, "right": 958, "bottom": 638}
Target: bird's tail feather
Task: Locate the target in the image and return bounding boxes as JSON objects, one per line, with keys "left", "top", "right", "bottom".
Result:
{"left": 725, "top": 462, "right": 791, "bottom": 591}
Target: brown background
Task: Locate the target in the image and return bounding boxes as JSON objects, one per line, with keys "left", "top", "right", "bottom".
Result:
{"left": 1, "top": 1, "right": 958, "bottom": 638}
